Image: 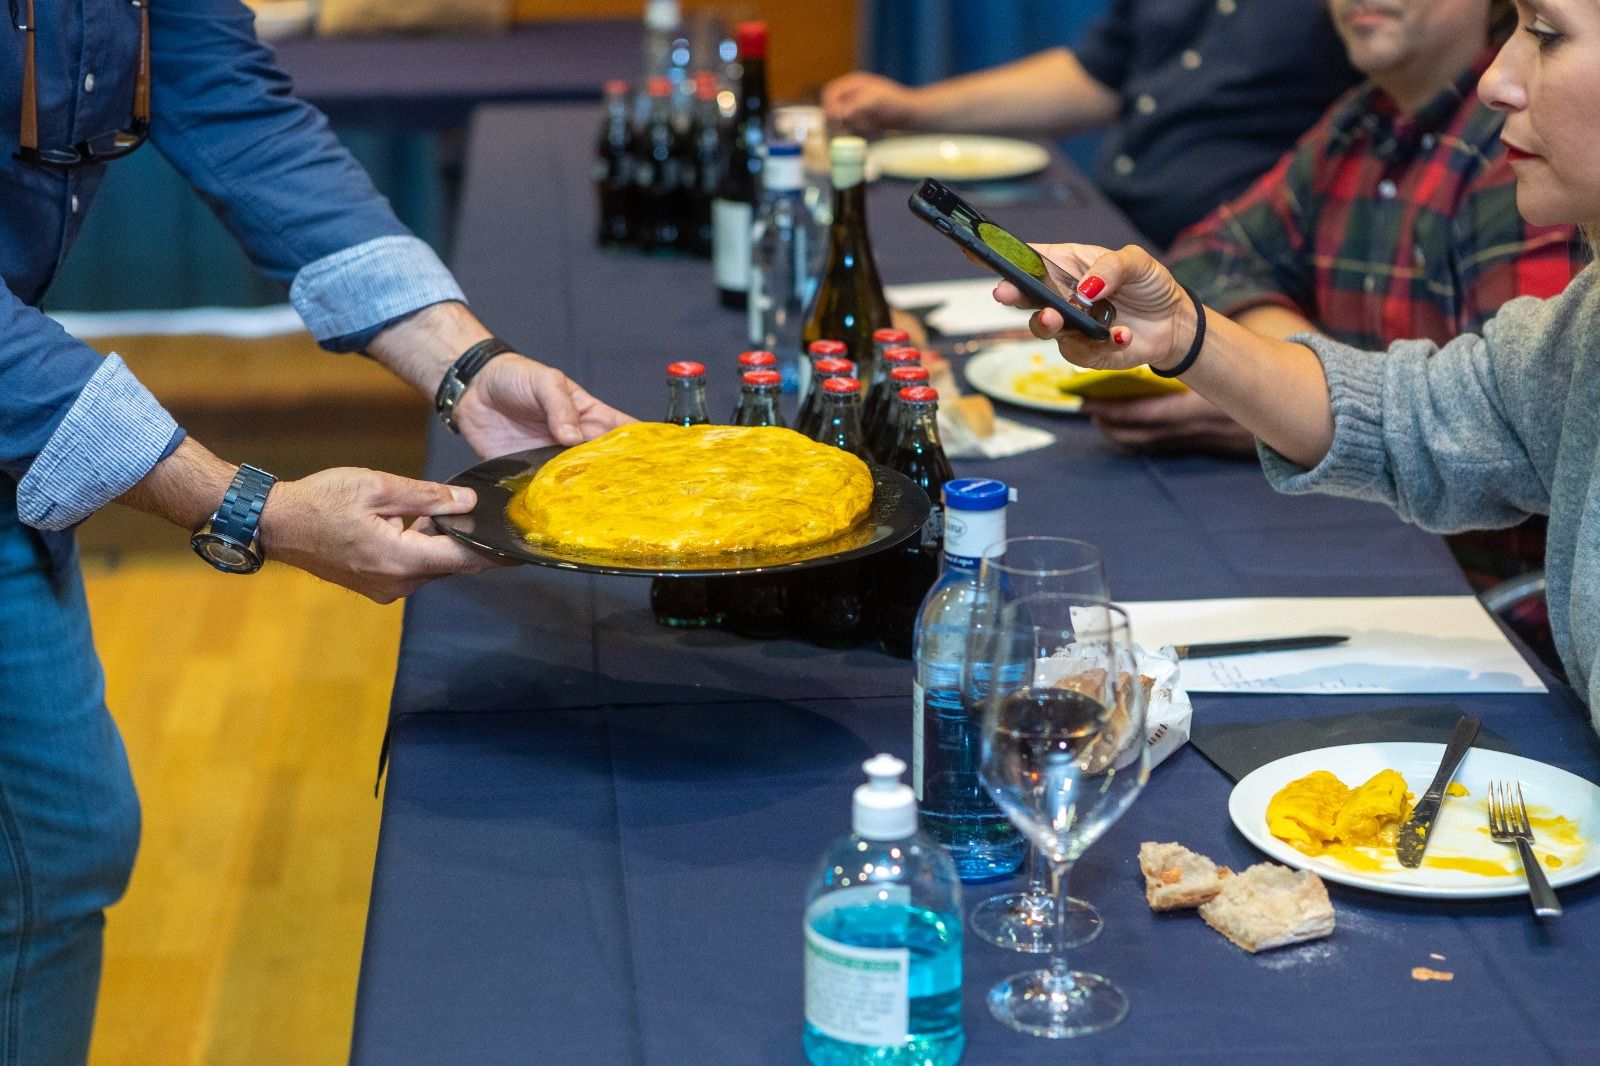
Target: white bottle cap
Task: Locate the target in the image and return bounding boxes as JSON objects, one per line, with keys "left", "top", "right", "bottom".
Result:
{"left": 830, "top": 136, "right": 868, "bottom": 190}
{"left": 645, "top": 0, "right": 680, "bottom": 30}
{"left": 853, "top": 754, "right": 917, "bottom": 840}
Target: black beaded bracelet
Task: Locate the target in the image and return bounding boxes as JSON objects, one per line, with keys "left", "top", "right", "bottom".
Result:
{"left": 1150, "top": 286, "right": 1207, "bottom": 379}
{"left": 434, "top": 337, "right": 515, "bottom": 432}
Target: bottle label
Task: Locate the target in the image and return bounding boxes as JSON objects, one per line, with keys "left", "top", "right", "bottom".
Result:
{"left": 911, "top": 679, "right": 925, "bottom": 800}
{"left": 713, "top": 198, "right": 753, "bottom": 291}
{"left": 804, "top": 888, "right": 911, "bottom": 1047}
{"left": 942, "top": 508, "right": 1005, "bottom": 563}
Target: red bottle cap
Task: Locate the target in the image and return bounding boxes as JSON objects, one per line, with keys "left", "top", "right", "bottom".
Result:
{"left": 694, "top": 71, "right": 718, "bottom": 97}
{"left": 822, "top": 376, "right": 862, "bottom": 395}
{"left": 736, "top": 22, "right": 767, "bottom": 59}
{"left": 890, "top": 365, "right": 931, "bottom": 382}
{"left": 899, "top": 386, "right": 938, "bottom": 404}
{"left": 668, "top": 361, "right": 706, "bottom": 378}
{"left": 603, "top": 79, "right": 630, "bottom": 96}
{"left": 807, "top": 339, "right": 847, "bottom": 357}
{"left": 882, "top": 346, "right": 921, "bottom": 364}
{"left": 647, "top": 76, "right": 673, "bottom": 97}
{"left": 873, "top": 327, "right": 910, "bottom": 345}
{"left": 738, "top": 350, "right": 778, "bottom": 368}
{"left": 813, "top": 357, "right": 854, "bottom": 376}
{"left": 741, "top": 369, "right": 782, "bottom": 387}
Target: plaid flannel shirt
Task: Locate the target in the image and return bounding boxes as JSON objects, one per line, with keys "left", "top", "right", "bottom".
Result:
{"left": 1166, "top": 52, "right": 1588, "bottom": 350}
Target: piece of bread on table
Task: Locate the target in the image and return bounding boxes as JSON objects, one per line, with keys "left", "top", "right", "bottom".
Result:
{"left": 1138, "top": 841, "right": 1231, "bottom": 911}
{"left": 1198, "top": 862, "right": 1335, "bottom": 952}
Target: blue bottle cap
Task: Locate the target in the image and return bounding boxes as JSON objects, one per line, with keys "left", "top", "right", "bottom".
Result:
{"left": 943, "top": 478, "right": 1011, "bottom": 512}
{"left": 766, "top": 141, "right": 802, "bottom": 157}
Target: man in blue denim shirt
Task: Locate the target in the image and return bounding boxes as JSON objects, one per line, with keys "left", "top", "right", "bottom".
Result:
{"left": 1, "top": 2, "right": 628, "bottom": 1060}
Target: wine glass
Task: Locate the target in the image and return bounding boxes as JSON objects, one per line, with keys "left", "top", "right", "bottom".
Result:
{"left": 979, "top": 595, "right": 1149, "bottom": 1038}
{"left": 962, "top": 538, "right": 1108, "bottom": 953}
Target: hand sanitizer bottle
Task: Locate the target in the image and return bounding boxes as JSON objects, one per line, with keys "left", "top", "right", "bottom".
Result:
{"left": 803, "top": 755, "right": 964, "bottom": 1066}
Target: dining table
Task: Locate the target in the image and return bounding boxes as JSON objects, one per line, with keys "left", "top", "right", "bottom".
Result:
{"left": 348, "top": 102, "right": 1600, "bottom": 1065}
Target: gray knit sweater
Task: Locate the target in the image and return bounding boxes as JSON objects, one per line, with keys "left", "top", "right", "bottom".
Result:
{"left": 1260, "top": 264, "right": 1600, "bottom": 721}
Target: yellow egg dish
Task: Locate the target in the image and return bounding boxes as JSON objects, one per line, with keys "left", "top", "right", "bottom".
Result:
{"left": 1266, "top": 769, "right": 1414, "bottom": 856}
{"left": 508, "top": 423, "right": 874, "bottom": 557}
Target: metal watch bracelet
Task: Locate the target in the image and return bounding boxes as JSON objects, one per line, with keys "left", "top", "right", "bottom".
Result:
{"left": 434, "top": 337, "right": 515, "bottom": 433}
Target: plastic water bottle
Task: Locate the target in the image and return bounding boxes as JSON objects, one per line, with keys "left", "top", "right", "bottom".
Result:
{"left": 804, "top": 755, "right": 963, "bottom": 1066}
{"left": 748, "top": 141, "right": 824, "bottom": 388}
{"left": 911, "top": 478, "right": 1025, "bottom": 882}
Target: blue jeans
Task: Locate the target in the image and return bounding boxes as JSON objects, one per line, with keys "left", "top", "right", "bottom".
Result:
{"left": 0, "top": 479, "right": 140, "bottom": 1066}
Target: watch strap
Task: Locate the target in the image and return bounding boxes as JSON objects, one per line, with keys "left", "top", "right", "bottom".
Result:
{"left": 434, "top": 337, "right": 515, "bottom": 433}
{"left": 210, "top": 463, "right": 277, "bottom": 547}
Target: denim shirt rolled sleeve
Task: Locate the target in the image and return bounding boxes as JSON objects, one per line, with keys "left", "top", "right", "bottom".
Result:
{"left": 148, "top": 0, "right": 465, "bottom": 348}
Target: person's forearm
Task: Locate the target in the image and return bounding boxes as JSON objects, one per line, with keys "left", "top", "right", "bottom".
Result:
{"left": 1162, "top": 303, "right": 1336, "bottom": 468}
{"left": 116, "top": 436, "right": 238, "bottom": 530}
{"left": 365, "top": 300, "right": 493, "bottom": 397}
{"left": 1233, "top": 303, "right": 1318, "bottom": 342}
{"left": 910, "top": 49, "right": 1118, "bottom": 136}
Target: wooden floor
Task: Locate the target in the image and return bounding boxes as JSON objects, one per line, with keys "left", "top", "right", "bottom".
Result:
{"left": 74, "top": 331, "right": 427, "bottom": 1065}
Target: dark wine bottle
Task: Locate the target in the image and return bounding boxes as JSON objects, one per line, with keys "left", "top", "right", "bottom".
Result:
{"left": 801, "top": 136, "right": 892, "bottom": 384}
{"left": 711, "top": 22, "right": 768, "bottom": 308}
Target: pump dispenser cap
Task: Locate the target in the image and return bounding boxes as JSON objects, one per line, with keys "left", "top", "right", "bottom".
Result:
{"left": 853, "top": 754, "right": 917, "bottom": 839}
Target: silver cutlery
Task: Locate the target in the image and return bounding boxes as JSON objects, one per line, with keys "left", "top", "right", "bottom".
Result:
{"left": 1487, "top": 780, "right": 1562, "bottom": 918}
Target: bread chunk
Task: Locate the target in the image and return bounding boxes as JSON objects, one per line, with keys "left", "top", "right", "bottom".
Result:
{"left": 1138, "top": 841, "right": 1231, "bottom": 911}
{"left": 1198, "top": 862, "right": 1335, "bottom": 952}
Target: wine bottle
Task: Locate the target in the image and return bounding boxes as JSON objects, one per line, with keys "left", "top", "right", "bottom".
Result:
{"left": 802, "top": 136, "right": 892, "bottom": 384}
{"left": 711, "top": 22, "right": 768, "bottom": 308}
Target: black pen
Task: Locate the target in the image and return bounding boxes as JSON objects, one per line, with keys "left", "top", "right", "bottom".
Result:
{"left": 1173, "top": 634, "right": 1350, "bottom": 659}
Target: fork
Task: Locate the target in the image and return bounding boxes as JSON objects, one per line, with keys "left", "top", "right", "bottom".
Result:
{"left": 1487, "top": 781, "right": 1563, "bottom": 918}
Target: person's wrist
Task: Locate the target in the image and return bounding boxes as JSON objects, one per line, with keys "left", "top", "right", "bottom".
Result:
{"left": 1151, "top": 288, "right": 1201, "bottom": 375}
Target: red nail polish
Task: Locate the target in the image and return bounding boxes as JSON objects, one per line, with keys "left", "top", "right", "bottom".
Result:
{"left": 1078, "top": 275, "right": 1106, "bottom": 300}
{"left": 1113, "top": 329, "right": 1130, "bottom": 346}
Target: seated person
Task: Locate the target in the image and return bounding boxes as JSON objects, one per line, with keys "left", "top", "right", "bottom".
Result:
{"left": 993, "top": 1, "right": 1600, "bottom": 716}
{"left": 1086, "top": 0, "right": 1588, "bottom": 457}
{"left": 823, "top": 0, "right": 1358, "bottom": 247}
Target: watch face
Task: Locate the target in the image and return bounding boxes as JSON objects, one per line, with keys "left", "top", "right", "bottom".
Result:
{"left": 192, "top": 532, "right": 262, "bottom": 574}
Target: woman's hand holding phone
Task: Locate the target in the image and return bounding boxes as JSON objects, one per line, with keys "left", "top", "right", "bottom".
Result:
{"left": 994, "top": 243, "right": 1196, "bottom": 374}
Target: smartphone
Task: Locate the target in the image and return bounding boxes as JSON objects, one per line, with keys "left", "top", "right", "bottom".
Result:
{"left": 908, "top": 177, "right": 1115, "bottom": 341}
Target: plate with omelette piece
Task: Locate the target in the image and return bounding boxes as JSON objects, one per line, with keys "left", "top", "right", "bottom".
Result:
{"left": 1229, "top": 742, "right": 1600, "bottom": 899}
{"left": 964, "top": 341, "right": 1188, "bottom": 414}
{"left": 434, "top": 423, "right": 930, "bottom": 576}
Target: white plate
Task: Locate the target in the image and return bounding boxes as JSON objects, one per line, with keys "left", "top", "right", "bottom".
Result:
{"left": 1229, "top": 742, "right": 1600, "bottom": 899}
{"left": 868, "top": 134, "right": 1051, "bottom": 183}
{"left": 963, "top": 341, "right": 1084, "bottom": 414}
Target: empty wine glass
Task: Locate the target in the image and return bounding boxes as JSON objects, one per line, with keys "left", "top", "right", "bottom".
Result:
{"left": 962, "top": 538, "right": 1108, "bottom": 953}
{"left": 979, "top": 595, "right": 1149, "bottom": 1038}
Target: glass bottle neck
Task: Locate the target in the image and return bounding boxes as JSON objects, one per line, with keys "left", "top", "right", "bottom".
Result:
{"left": 666, "top": 379, "right": 709, "bottom": 425}
{"left": 735, "top": 390, "right": 783, "bottom": 427}
{"left": 816, "top": 395, "right": 867, "bottom": 455}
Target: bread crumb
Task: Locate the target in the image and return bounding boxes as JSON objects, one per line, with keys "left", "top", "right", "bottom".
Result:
{"left": 1411, "top": 967, "right": 1454, "bottom": 982}
{"left": 1428, "top": 952, "right": 1447, "bottom": 962}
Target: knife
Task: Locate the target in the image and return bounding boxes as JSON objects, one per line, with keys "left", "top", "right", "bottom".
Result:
{"left": 1173, "top": 634, "right": 1349, "bottom": 659}
{"left": 1395, "top": 715, "right": 1482, "bottom": 869}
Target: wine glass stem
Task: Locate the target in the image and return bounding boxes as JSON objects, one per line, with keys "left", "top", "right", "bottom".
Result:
{"left": 1026, "top": 841, "right": 1047, "bottom": 898}
{"left": 1048, "top": 859, "right": 1076, "bottom": 983}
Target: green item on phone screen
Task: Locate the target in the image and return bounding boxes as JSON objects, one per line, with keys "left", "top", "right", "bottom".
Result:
{"left": 977, "top": 221, "right": 1047, "bottom": 279}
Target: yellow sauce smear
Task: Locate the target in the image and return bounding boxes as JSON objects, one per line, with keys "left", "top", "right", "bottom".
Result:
{"left": 1268, "top": 772, "right": 1588, "bottom": 878}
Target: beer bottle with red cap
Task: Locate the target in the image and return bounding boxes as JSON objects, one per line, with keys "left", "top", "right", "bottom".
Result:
{"left": 799, "top": 377, "right": 871, "bottom": 646}
{"left": 802, "top": 137, "right": 891, "bottom": 380}
{"left": 652, "top": 361, "right": 721, "bottom": 627}
{"left": 732, "top": 350, "right": 778, "bottom": 420}
{"left": 875, "top": 386, "right": 956, "bottom": 657}
{"left": 685, "top": 71, "right": 724, "bottom": 258}
{"left": 869, "top": 364, "right": 931, "bottom": 460}
{"left": 798, "top": 338, "right": 846, "bottom": 416}
{"left": 861, "top": 345, "right": 922, "bottom": 450}
{"left": 595, "top": 79, "right": 637, "bottom": 248}
{"left": 725, "top": 368, "right": 792, "bottom": 638}
{"left": 798, "top": 357, "right": 855, "bottom": 440}
{"left": 635, "top": 75, "right": 694, "bottom": 252}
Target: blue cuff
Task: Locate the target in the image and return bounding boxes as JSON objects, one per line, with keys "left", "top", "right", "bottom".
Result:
{"left": 289, "top": 234, "right": 467, "bottom": 353}
{"left": 15, "top": 354, "right": 180, "bottom": 531}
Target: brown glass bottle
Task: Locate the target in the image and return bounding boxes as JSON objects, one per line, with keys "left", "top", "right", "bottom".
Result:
{"left": 797, "top": 357, "right": 855, "bottom": 440}
{"left": 801, "top": 137, "right": 891, "bottom": 383}
{"left": 868, "top": 364, "right": 931, "bottom": 460}
{"left": 798, "top": 377, "right": 872, "bottom": 647}
{"left": 874, "top": 386, "right": 956, "bottom": 657}
{"left": 651, "top": 361, "right": 722, "bottom": 627}
{"left": 861, "top": 345, "right": 922, "bottom": 454}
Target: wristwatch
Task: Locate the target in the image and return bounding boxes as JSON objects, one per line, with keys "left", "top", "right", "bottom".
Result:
{"left": 190, "top": 464, "right": 277, "bottom": 574}
{"left": 434, "top": 337, "right": 515, "bottom": 433}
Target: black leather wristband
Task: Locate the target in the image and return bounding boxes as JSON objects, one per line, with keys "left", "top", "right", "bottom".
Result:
{"left": 1151, "top": 286, "right": 1207, "bottom": 379}
{"left": 434, "top": 337, "right": 515, "bottom": 432}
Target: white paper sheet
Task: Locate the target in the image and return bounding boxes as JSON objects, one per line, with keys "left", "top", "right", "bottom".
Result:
{"left": 884, "top": 278, "right": 1034, "bottom": 336}
{"left": 1118, "top": 596, "right": 1546, "bottom": 695}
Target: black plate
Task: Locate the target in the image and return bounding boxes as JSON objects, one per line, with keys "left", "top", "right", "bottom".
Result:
{"left": 434, "top": 446, "right": 931, "bottom": 577}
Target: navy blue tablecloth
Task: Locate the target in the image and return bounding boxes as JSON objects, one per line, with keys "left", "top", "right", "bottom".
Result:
{"left": 351, "top": 104, "right": 1600, "bottom": 1065}
{"left": 272, "top": 21, "right": 640, "bottom": 128}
